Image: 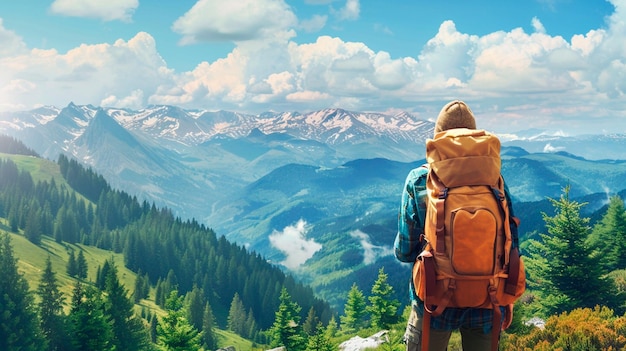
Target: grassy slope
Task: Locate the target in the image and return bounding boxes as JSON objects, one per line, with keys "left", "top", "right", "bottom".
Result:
{"left": 1, "top": 153, "right": 65, "bottom": 184}
{"left": 8, "top": 230, "right": 134, "bottom": 309}
{"left": 1, "top": 154, "right": 255, "bottom": 350}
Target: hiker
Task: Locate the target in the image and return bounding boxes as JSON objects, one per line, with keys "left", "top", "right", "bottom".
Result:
{"left": 394, "top": 100, "right": 524, "bottom": 351}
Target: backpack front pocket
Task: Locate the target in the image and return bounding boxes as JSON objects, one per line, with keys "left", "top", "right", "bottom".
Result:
{"left": 450, "top": 208, "right": 497, "bottom": 275}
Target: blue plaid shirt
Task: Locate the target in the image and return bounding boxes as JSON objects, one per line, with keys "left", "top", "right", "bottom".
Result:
{"left": 394, "top": 165, "right": 517, "bottom": 333}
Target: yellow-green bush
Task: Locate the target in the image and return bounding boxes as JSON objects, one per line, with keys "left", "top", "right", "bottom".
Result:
{"left": 503, "top": 306, "right": 626, "bottom": 350}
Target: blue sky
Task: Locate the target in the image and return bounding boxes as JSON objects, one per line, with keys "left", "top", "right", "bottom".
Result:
{"left": 0, "top": 0, "right": 623, "bottom": 135}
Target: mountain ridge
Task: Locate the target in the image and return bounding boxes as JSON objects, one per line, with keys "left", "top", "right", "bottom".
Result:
{"left": 0, "top": 103, "right": 437, "bottom": 222}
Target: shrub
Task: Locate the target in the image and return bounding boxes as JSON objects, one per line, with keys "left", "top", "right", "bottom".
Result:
{"left": 503, "top": 306, "right": 626, "bottom": 350}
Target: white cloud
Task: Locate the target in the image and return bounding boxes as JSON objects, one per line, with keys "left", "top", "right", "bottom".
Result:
{"left": 0, "top": 19, "right": 27, "bottom": 57}
{"left": 337, "top": 0, "right": 360, "bottom": 20}
{"left": 531, "top": 17, "right": 546, "bottom": 34}
{"left": 543, "top": 143, "right": 565, "bottom": 153}
{"left": 471, "top": 28, "right": 574, "bottom": 92}
{"left": 0, "top": 32, "right": 171, "bottom": 110}
{"left": 269, "top": 219, "right": 322, "bottom": 270}
{"left": 299, "top": 14, "right": 328, "bottom": 33}
{"left": 50, "top": 0, "right": 138, "bottom": 22}
{"left": 172, "top": 0, "right": 297, "bottom": 44}
{"left": 0, "top": 21, "right": 29, "bottom": 110}
{"left": 571, "top": 30, "right": 605, "bottom": 56}
{"left": 350, "top": 230, "right": 393, "bottom": 265}
{"left": 101, "top": 89, "right": 144, "bottom": 110}
{"left": 286, "top": 90, "right": 332, "bottom": 103}
{"left": 149, "top": 48, "right": 249, "bottom": 107}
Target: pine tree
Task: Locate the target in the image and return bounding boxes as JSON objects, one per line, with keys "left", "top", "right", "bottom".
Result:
{"left": 526, "top": 186, "right": 623, "bottom": 316}
{"left": 66, "top": 281, "right": 115, "bottom": 351}
{"left": 340, "top": 283, "right": 367, "bottom": 332}
{"left": 268, "top": 287, "right": 306, "bottom": 351}
{"left": 185, "top": 285, "right": 206, "bottom": 331}
{"left": 157, "top": 290, "right": 202, "bottom": 351}
{"left": 53, "top": 207, "right": 64, "bottom": 243}
{"left": 202, "top": 302, "right": 217, "bottom": 351}
{"left": 66, "top": 250, "right": 78, "bottom": 277}
{"left": 142, "top": 272, "right": 151, "bottom": 299}
{"left": 367, "top": 267, "right": 400, "bottom": 329}
{"left": 76, "top": 250, "right": 88, "bottom": 279}
{"left": 590, "top": 195, "right": 626, "bottom": 270}
{"left": 149, "top": 314, "right": 158, "bottom": 344}
{"left": 103, "top": 261, "right": 152, "bottom": 351}
{"left": 227, "top": 292, "right": 246, "bottom": 336}
{"left": 37, "top": 256, "right": 69, "bottom": 351}
{"left": 303, "top": 306, "right": 320, "bottom": 336}
{"left": 24, "top": 205, "right": 42, "bottom": 244}
{"left": 155, "top": 278, "right": 165, "bottom": 307}
{"left": 134, "top": 272, "right": 145, "bottom": 303}
{"left": 306, "top": 321, "right": 335, "bottom": 351}
{"left": 54, "top": 206, "right": 79, "bottom": 244}
{"left": 325, "top": 315, "right": 338, "bottom": 338}
{"left": 155, "top": 270, "right": 178, "bottom": 307}
{"left": 0, "top": 233, "right": 47, "bottom": 351}
{"left": 244, "top": 307, "right": 258, "bottom": 339}
{"left": 95, "top": 259, "right": 111, "bottom": 290}
{"left": 8, "top": 206, "right": 19, "bottom": 232}
{"left": 133, "top": 271, "right": 150, "bottom": 303}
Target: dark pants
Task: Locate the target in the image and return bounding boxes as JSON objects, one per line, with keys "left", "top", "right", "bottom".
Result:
{"left": 404, "top": 304, "right": 492, "bottom": 351}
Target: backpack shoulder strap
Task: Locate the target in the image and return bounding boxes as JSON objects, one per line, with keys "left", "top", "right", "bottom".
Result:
{"left": 490, "top": 176, "right": 524, "bottom": 296}
{"left": 428, "top": 171, "right": 448, "bottom": 254}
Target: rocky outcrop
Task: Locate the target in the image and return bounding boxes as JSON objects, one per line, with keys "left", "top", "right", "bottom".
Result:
{"left": 338, "top": 330, "right": 389, "bottom": 351}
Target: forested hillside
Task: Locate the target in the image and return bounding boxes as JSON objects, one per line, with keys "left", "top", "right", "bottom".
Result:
{"left": 0, "top": 139, "right": 333, "bottom": 335}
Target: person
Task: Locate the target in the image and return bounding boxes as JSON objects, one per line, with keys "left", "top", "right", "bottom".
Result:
{"left": 394, "top": 100, "right": 520, "bottom": 351}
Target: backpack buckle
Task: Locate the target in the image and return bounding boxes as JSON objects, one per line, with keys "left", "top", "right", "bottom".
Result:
{"left": 491, "top": 187, "right": 504, "bottom": 201}
{"left": 438, "top": 188, "right": 448, "bottom": 199}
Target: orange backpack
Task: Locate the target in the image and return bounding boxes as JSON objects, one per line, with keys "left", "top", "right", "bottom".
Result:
{"left": 412, "top": 128, "right": 526, "bottom": 351}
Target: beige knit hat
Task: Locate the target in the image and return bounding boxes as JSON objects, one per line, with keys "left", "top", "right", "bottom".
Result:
{"left": 434, "top": 100, "right": 476, "bottom": 135}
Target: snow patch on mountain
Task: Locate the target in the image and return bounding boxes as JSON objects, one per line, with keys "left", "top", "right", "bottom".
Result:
{"left": 13, "top": 103, "right": 433, "bottom": 149}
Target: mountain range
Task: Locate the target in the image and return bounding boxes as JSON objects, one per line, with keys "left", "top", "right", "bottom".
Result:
{"left": 0, "top": 103, "right": 433, "bottom": 219}
{"left": 2, "top": 103, "right": 626, "bottom": 307}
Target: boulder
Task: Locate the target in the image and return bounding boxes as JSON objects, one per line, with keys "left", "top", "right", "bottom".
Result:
{"left": 338, "top": 330, "right": 389, "bottom": 351}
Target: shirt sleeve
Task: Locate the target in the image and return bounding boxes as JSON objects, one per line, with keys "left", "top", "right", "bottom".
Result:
{"left": 394, "top": 166, "right": 428, "bottom": 262}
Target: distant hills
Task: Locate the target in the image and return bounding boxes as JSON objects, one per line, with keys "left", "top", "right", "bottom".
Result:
{"left": 2, "top": 103, "right": 626, "bottom": 308}
{"left": 209, "top": 153, "right": 626, "bottom": 305}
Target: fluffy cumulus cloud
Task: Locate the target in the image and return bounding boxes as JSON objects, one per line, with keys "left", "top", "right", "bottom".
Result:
{"left": 0, "top": 31, "right": 171, "bottom": 111}
{"left": 50, "top": 0, "right": 138, "bottom": 22}
{"left": 269, "top": 219, "right": 322, "bottom": 270}
{"left": 2, "top": 0, "right": 626, "bottom": 133}
{"left": 172, "top": 0, "right": 297, "bottom": 44}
